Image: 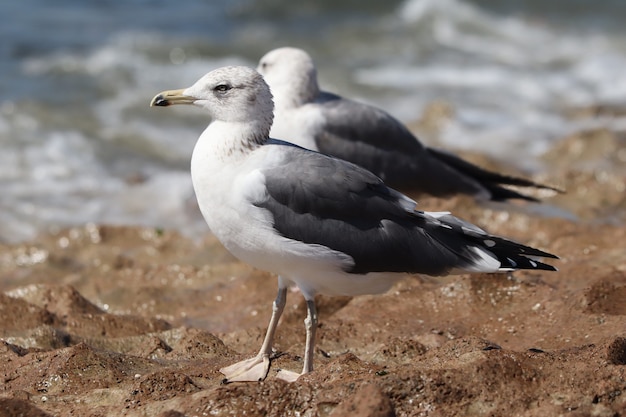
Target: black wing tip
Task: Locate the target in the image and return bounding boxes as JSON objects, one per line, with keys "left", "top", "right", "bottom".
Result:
{"left": 487, "top": 183, "right": 566, "bottom": 203}
{"left": 427, "top": 147, "right": 565, "bottom": 202}
{"left": 481, "top": 236, "right": 559, "bottom": 269}
{"left": 490, "top": 190, "right": 541, "bottom": 203}
{"left": 531, "top": 261, "right": 558, "bottom": 272}
{"left": 490, "top": 236, "right": 559, "bottom": 260}
{"left": 499, "top": 256, "right": 558, "bottom": 272}
{"left": 525, "top": 248, "right": 559, "bottom": 260}
{"left": 491, "top": 177, "right": 565, "bottom": 195}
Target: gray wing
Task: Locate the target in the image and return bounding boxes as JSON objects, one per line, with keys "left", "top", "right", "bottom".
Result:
{"left": 312, "top": 92, "right": 558, "bottom": 201}
{"left": 312, "top": 93, "right": 487, "bottom": 196}
{"left": 315, "top": 92, "right": 424, "bottom": 155}
{"left": 253, "top": 142, "right": 549, "bottom": 276}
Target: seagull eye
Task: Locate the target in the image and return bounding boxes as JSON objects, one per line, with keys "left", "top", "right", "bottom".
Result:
{"left": 214, "top": 84, "right": 231, "bottom": 92}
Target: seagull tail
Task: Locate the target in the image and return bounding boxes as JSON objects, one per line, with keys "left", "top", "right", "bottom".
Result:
{"left": 427, "top": 147, "right": 564, "bottom": 202}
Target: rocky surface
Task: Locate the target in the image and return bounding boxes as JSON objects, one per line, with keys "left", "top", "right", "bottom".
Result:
{"left": 1, "top": 128, "right": 625, "bottom": 416}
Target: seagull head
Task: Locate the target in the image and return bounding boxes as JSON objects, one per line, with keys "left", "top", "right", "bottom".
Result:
{"left": 257, "top": 47, "right": 320, "bottom": 107}
{"left": 151, "top": 66, "right": 274, "bottom": 126}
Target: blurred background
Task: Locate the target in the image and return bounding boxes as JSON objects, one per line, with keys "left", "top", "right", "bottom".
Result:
{"left": 1, "top": 0, "right": 625, "bottom": 243}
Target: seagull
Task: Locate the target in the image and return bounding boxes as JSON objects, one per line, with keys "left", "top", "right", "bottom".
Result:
{"left": 150, "top": 66, "right": 558, "bottom": 383}
{"left": 257, "top": 47, "right": 561, "bottom": 202}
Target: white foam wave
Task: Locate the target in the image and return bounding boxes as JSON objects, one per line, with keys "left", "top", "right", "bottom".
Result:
{"left": 3, "top": 33, "right": 252, "bottom": 243}
{"left": 348, "top": 0, "right": 626, "bottom": 164}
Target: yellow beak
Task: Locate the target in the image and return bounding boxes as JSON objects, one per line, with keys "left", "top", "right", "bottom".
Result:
{"left": 150, "top": 89, "right": 195, "bottom": 107}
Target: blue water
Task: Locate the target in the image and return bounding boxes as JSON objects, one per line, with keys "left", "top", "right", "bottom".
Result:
{"left": 1, "top": 0, "right": 625, "bottom": 242}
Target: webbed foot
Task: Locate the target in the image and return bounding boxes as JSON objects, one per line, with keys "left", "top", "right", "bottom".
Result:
{"left": 220, "top": 355, "right": 270, "bottom": 382}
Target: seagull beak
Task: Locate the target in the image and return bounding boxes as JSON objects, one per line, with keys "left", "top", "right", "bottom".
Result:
{"left": 150, "top": 89, "right": 195, "bottom": 107}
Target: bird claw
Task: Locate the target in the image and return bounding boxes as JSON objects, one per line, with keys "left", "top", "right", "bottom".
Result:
{"left": 275, "top": 368, "right": 302, "bottom": 383}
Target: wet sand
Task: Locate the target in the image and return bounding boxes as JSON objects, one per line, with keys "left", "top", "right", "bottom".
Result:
{"left": 1, "top": 128, "right": 625, "bottom": 416}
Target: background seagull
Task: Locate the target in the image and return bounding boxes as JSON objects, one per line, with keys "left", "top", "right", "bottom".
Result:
{"left": 257, "top": 47, "right": 561, "bottom": 202}
{"left": 150, "top": 65, "right": 558, "bottom": 382}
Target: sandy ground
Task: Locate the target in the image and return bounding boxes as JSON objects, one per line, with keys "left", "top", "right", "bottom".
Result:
{"left": 1, "top": 128, "right": 625, "bottom": 416}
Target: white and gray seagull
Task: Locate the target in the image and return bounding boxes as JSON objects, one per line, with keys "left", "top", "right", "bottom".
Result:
{"left": 257, "top": 47, "right": 561, "bottom": 202}
{"left": 150, "top": 66, "right": 558, "bottom": 383}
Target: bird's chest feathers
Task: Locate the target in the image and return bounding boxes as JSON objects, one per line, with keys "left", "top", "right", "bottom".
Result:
{"left": 190, "top": 132, "right": 274, "bottom": 254}
{"left": 190, "top": 123, "right": 262, "bottom": 192}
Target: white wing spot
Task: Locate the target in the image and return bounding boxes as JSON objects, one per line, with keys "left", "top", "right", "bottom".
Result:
{"left": 484, "top": 239, "right": 496, "bottom": 247}
{"left": 529, "top": 260, "right": 537, "bottom": 268}
{"left": 427, "top": 211, "right": 451, "bottom": 218}
{"left": 506, "top": 257, "right": 517, "bottom": 267}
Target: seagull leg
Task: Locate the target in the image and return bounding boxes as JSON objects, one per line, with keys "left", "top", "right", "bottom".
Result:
{"left": 302, "top": 298, "right": 318, "bottom": 374}
{"left": 220, "top": 283, "right": 287, "bottom": 382}
{"left": 277, "top": 297, "right": 318, "bottom": 382}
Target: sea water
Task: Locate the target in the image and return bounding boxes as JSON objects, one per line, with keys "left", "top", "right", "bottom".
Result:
{"left": 0, "top": 0, "right": 624, "bottom": 242}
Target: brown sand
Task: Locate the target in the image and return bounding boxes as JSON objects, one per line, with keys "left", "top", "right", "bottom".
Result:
{"left": 1, "top": 128, "right": 625, "bottom": 416}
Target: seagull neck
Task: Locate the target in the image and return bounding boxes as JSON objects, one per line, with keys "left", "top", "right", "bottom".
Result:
{"left": 274, "top": 78, "right": 319, "bottom": 110}
{"left": 199, "top": 120, "right": 269, "bottom": 160}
